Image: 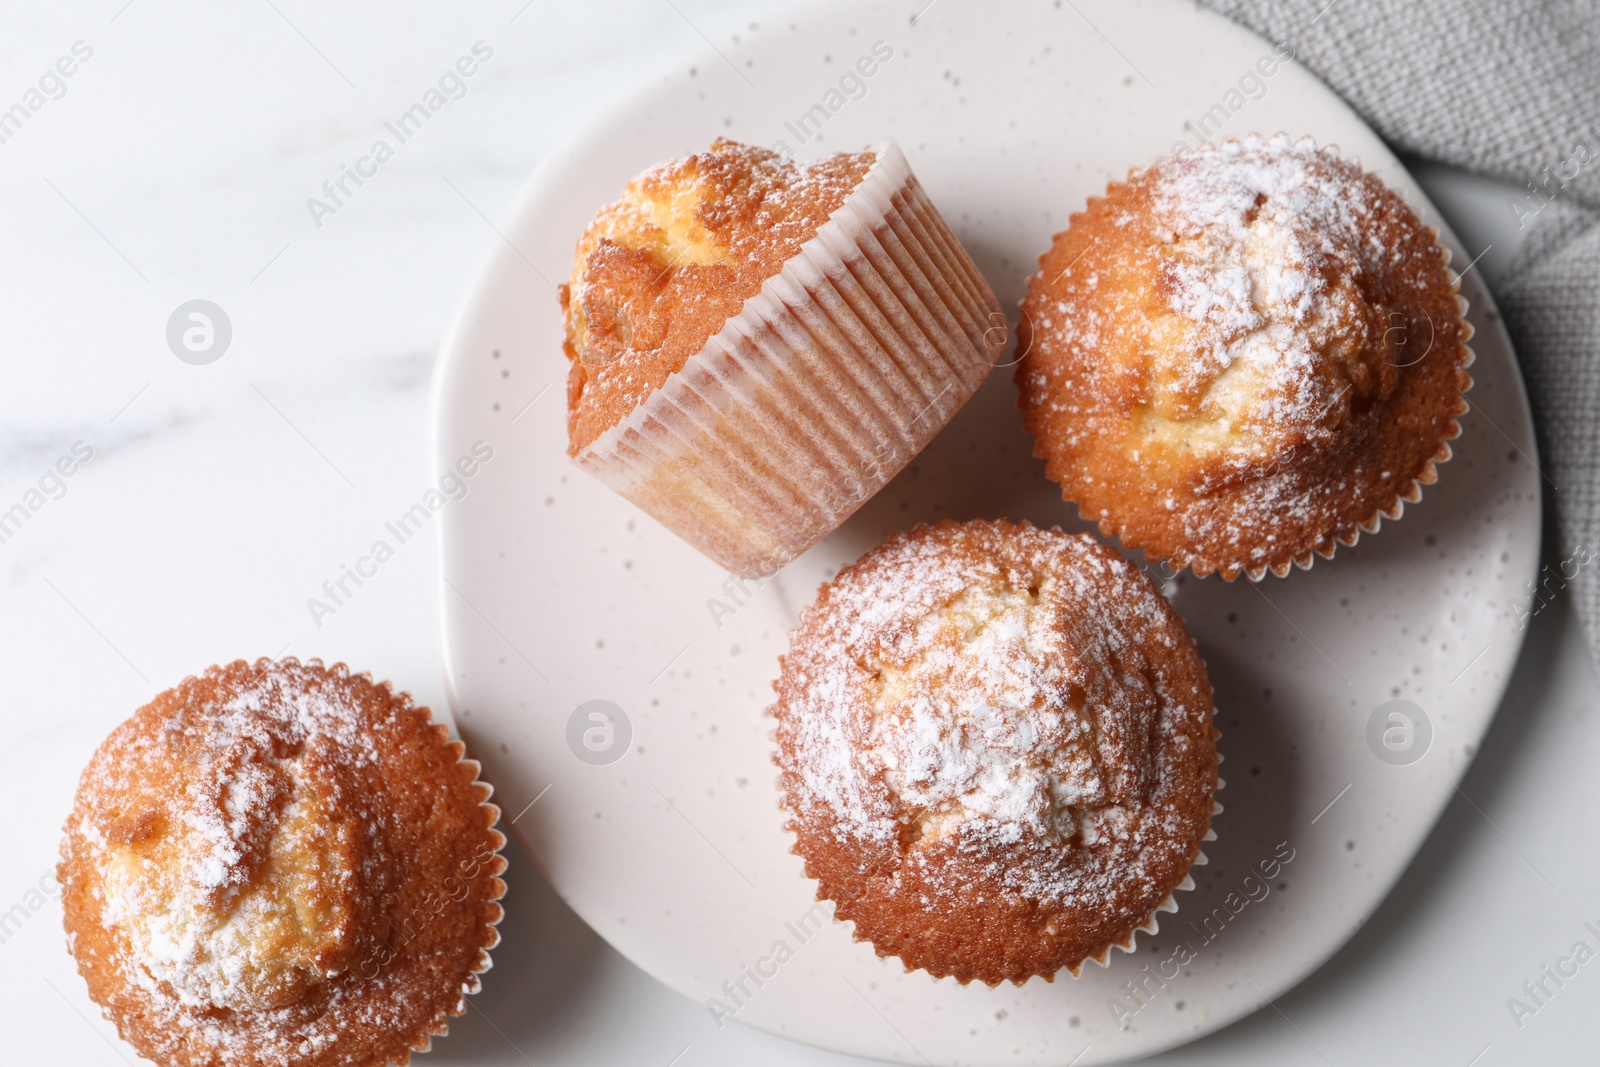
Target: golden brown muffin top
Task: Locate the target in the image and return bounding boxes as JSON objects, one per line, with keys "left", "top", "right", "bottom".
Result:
{"left": 1017, "top": 134, "right": 1470, "bottom": 579}
{"left": 772, "top": 520, "right": 1218, "bottom": 985}
{"left": 58, "top": 659, "right": 506, "bottom": 1067}
{"left": 560, "top": 138, "right": 875, "bottom": 454}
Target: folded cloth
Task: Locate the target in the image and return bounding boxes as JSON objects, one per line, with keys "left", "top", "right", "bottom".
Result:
{"left": 1200, "top": 0, "right": 1600, "bottom": 667}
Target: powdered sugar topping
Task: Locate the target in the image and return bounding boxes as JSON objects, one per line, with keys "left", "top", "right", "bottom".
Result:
{"left": 777, "top": 523, "right": 1213, "bottom": 910}
{"left": 58, "top": 658, "right": 503, "bottom": 1067}
{"left": 97, "top": 664, "right": 378, "bottom": 1013}
{"left": 869, "top": 584, "right": 1102, "bottom": 847}
{"left": 1138, "top": 135, "right": 1399, "bottom": 463}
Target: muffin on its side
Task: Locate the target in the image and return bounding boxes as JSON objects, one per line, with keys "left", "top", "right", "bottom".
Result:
{"left": 563, "top": 138, "right": 1003, "bottom": 577}
{"left": 59, "top": 658, "right": 506, "bottom": 1067}
{"left": 772, "top": 520, "right": 1219, "bottom": 985}
{"left": 1017, "top": 134, "right": 1473, "bottom": 580}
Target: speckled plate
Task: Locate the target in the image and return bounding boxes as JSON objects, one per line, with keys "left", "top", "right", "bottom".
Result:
{"left": 430, "top": 0, "right": 1540, "bottom": 1062}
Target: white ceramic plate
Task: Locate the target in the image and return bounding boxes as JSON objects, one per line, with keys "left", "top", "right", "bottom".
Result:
{"left": 431, "top": 1, "right": 1541, "bottom": 1062}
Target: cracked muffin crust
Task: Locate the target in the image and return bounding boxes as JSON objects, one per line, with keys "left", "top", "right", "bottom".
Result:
{"left": 58, "top": 658, "right": 506, "bottom": 1067}
{"left": 560, "top": 138, "right": 874, "bottom": 454}
{"left": 1017, "top": 135, "right": 1472, "bottom": 580}
{"left": 772, "top": 520, "right": 1218, "bottom": 984}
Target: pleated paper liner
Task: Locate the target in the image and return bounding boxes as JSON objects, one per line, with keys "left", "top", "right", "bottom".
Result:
{"left": 576, "top": 139, "right": 1004, "bottom": 578}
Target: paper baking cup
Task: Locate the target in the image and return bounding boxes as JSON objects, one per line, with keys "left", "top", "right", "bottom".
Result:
{"left": 577, "top": 140, "right": 1003, "bottom": 577}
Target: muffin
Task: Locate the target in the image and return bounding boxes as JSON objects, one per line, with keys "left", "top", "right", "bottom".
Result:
{"left": 58, "top": 658, "right": 506, "bottom": 1067}
{"left": 1016, "top": 134, "right": 1473, "bottom": 580}
{"left": 562, "top": 137, "right": 1003, "bottom": 577}
{"left": 772, "top": 519, "right": 1220, "bottom": 984}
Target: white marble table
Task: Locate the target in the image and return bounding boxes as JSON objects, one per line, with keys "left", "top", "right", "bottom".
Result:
{"left": 1, "top": 3, "right": 1596, "bottom": 1065}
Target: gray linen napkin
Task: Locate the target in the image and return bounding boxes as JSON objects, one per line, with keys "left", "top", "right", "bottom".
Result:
{"left": 1199, "top": 0, "right": 1600, "bottom": 667}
